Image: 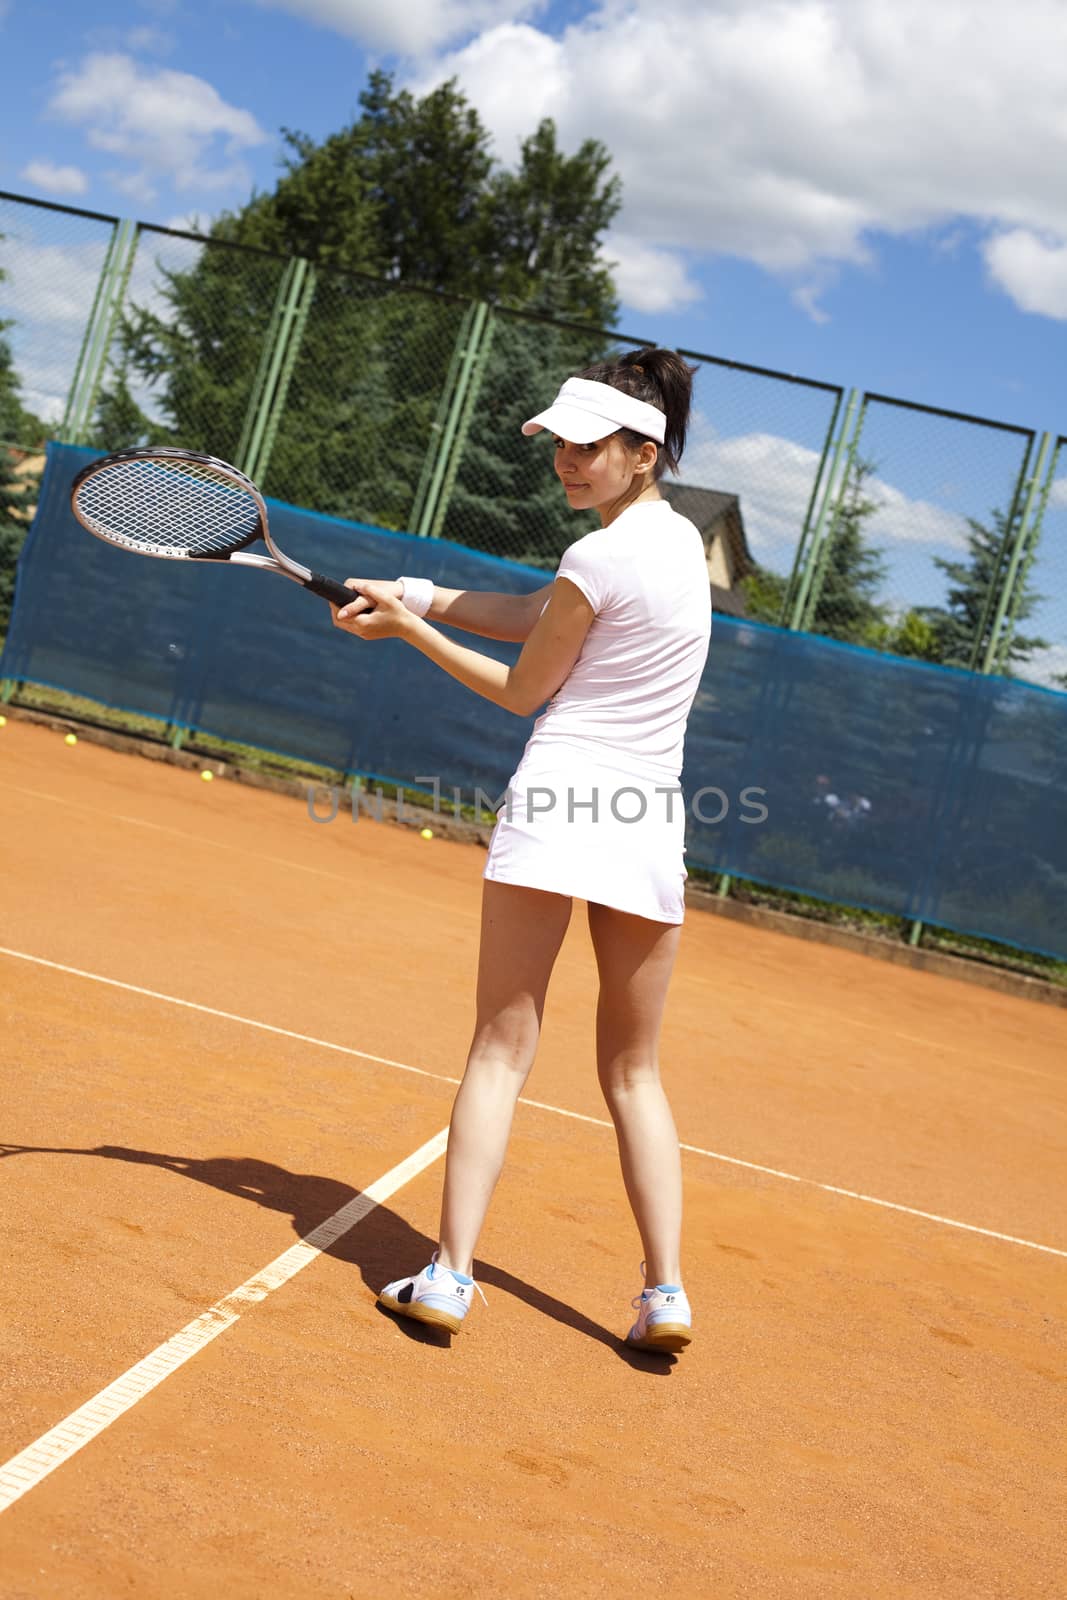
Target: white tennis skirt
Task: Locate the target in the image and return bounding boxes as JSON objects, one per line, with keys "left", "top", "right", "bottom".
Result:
{"left": 482, "top": 752, "right": 688, "bottom": 924}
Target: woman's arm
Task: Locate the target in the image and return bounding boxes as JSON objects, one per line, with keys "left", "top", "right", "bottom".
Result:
{"left": 333, "top": 578, "right": 594, "bottom": 717}
{"left": 426, "top": 583, "right": 553, "bottom": 643}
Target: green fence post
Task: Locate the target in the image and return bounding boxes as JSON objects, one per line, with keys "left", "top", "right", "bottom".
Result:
{"left": 967, "top": 433, "right": 1039, "bottom": 673}
{"left": 428, "top": 306, "right": 495, "bottom": 540}
{"left": 411, "top": 302, "right": 490, "bottom": 538}
{"left": 780, "top": 390, "right": 844, "bottom": 626}
{"left": 59, "top": 221, "right": 120, "bottom": 443}
{"left": 235, "top": 259, "right": 298, "bottom": 475}
{"left": 983, "top": 432, "right": 1054, "bottom": 676}
{"left": 247, "top": 263, "right": 316, "bottom": 489}
{"left": 62, "top": 218, "right": 138, "bottom": 445}
{"left": 796, "top": 391, "right": 868, "bottom": 633}
{"left": 410, "top": 303, "right": 475, "bottom": 538}
{"left": 787, "top": 389, "right": 861, "bottom": 632}
{"left": 235, "top": 257, "right": 314, "bottom": 484}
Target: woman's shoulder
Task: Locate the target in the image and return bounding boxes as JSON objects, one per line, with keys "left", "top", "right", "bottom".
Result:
{"left": 558, "top": 524, "right": 612, "bottom": 568}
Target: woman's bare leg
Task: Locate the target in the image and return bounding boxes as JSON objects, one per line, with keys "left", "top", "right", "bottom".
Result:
{"left": 586, "top": 901, "right": 684, "bottom": 1289}
{"left": 436, "top": 880, "right": 572, "bottom": 1276}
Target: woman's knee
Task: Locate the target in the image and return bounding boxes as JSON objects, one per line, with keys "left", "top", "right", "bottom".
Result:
{"left": 596, "top": 1049, "right": 662, "bottom": 1098}
{"left": 468, "top": 1008, "right": 541, "bottom": 1078}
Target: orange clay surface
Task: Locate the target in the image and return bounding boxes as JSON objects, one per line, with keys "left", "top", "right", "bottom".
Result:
{"left": 1, "top": 716, "right": 1065, "bottom": 1599}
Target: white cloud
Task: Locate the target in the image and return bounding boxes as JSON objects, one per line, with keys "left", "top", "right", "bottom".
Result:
{"left": 1015, "top": 642, "right": 1067, "bottom": 690}
{"left": 0, "top": 231, "right": 113, "bottom": 425}
{"left": 791, "top": 270, "right": 837, "bottom": 325}
{"left": 128, "top": 24, "right": 174, "bottom": 52}
{"left": 165, "top": 210, "right": 213, "bottom": 234}
{"left": 603, "top": 233, "right": 701, "bottom": 315}
{"left": 47, "top": 52, "right": 267, "bottom": 203}
{"left": 86, "top": 22, "right": 175, "bottom": 53}
{"left": 19, "top": 159, "right": 89, "bottom": 197}
{"left": 412, "top": 22, "right": 565, "bottom": 154}
{"left": 414, "top": 1, "right": 1067, "bottom": 316}
{"left": 0, "top": 220, "right": 207, "bottom": 432}
{"left": 983, "top": 229, "right": 1067, "bottom": 320}
{"left": 0, "top": 234, "right": 109, "bottom": 326}
{"left": 1049, "top": 475, "right": 1067, "bottom": 508}
{"left": 247, "top": 0, "right": 541, "bottom": 55}
{"left": 682, "top": 420, "right": 971, "bottom": 582}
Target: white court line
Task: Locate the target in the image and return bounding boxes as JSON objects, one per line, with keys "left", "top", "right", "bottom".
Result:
{"left": 0, "top": 1129, "right": 450, "bottom": 1514}
{"left": 1, "top": 947, "right": 1064, "bottom": 1516}
{"left": 4, "top": 945, "right": 1064, "bottom": 1262}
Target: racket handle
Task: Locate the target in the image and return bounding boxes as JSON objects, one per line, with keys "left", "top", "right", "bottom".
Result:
{"left": 304, "top": 573, "right": 376, "bottom": 610}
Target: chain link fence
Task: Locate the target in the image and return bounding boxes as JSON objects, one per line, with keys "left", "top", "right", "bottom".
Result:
{"left": 3, "top": 187, "right": 1065, "bottom": 694}
{"left": 1007, "top": 434, "right": 1067, "bottom": 694}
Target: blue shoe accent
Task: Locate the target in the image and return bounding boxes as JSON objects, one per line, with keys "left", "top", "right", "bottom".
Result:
{"left": 429, "top": 1260, "right": 473, "bottom": 1284}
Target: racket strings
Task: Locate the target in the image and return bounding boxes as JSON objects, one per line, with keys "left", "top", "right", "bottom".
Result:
{"left": 74, "top": 457, "right": 262, "bottom": 558}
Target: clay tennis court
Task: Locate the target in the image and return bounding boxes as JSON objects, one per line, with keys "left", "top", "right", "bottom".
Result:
{"left": 1, "top": 715, "right": 1065, "bottom": 1598}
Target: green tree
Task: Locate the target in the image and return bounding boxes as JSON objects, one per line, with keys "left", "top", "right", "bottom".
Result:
{"left": 0, "top": 319, "right": 41, "bottom": 638}
{"left": 103, "top": 71, "right": 622, "bottom": 554}
{"left": 744, "top": 459, "right": 889, "bottom": 641}
{"left": 808, "top": 456, "right": 889, "bottom": 645}
{"left": 914, "top": 508, "right": 1049, "bottom": 672}
{"left": 90, "top": 358, "right": 158, "bottom": 450}
{"left": 739, "top": 564, "right": 790, "bottom": 625}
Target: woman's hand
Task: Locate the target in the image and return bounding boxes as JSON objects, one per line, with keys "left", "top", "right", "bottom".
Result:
{"left": 330, "top": 578, "right": 411, "bottom": 641}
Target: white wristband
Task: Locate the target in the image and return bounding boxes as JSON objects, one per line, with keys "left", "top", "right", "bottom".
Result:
{"left": 399, "top": 576, "right": 434, "bottom": 618}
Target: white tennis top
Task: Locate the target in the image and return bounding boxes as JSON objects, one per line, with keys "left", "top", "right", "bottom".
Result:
{"left": 519, "top": 497, "right": 712, "bottom": 785}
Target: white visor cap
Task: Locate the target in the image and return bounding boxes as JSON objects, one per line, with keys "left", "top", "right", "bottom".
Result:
{"left": 521, "top": 377, "right": 666, "bottom": 445}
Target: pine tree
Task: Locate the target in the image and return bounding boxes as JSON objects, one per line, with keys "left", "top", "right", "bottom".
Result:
{"left": 808, "top": 456, "right": 889, "bottom": 645}
{"left": 106, "top": 72, "right": 622, "bottom": 558}
{"left": 0, "top": 319, "right": 41, "bottom": 638}
{"left": 915, "top": 508, "right": 1049, "bottom": 671}
{"left": 738, "top": 564, "right": 790, "bottom": 625}
{"left": 90, "top": 359, "right": 157, "bottom": 450}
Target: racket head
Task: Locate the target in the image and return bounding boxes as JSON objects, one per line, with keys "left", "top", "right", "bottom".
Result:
{"left": 70, "top": 447, "right": 267, "bottom": 562}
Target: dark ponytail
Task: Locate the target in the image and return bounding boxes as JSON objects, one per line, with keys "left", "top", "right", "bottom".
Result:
{"left": 575, "top": 346, "right": 697, "bottom": 479}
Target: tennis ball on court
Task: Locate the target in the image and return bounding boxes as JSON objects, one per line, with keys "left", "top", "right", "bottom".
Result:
{"left": 0, "top": 715, "right": 6, "bottom": 727}
{"left": 64, "top": 733, "right": 77, "bottom": 746}
{"left": 201, "top": 769, "right": 214, "bottom": 782}
{"left": 420, "top": 827, "right": 434, "bottom": 839}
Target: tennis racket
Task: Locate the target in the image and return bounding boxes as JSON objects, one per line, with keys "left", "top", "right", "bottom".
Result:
{"left": 70, "top": 446, "right": 367, "bottom": 610}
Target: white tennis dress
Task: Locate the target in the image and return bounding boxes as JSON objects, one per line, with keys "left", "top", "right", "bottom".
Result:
{"left": 483, "top": 497, "right": 712, "bottom": 923}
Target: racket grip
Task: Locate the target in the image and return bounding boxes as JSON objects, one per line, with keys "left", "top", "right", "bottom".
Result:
{"left": 305, "top": 573, "right": 375, "bottom": 610}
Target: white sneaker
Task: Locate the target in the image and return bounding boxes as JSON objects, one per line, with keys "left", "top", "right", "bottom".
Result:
{"left": 378, "top": 1249, "right": 487, "bottom": 1334}
{"left": 626, "top": 1260, "right": 692, "bottom": 1351}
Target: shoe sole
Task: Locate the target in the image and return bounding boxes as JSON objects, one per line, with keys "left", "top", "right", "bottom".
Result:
{"left": 378, "top": 1291, "right": 466, "bottom": 1334}
{"left": 627, "top": 1322, "right": 692, "bottom": 1352}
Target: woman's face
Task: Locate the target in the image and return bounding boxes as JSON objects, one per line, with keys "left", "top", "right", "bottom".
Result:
{"left": 552, "top": 432, "right": 651, "bottom": 514}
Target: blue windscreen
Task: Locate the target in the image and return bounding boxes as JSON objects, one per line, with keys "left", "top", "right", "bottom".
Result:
{"left": 5, "top": 444, "right": 1066, "bottom": 959}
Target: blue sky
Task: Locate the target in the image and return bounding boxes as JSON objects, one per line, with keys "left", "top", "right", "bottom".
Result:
{"left": 2, "top": 0, "right": 1066, "bottom": 429}
{"left": 2, "top": 0, "right": 1067, "bottom": 681}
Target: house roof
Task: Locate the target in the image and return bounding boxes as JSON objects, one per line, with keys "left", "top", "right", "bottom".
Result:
{"left": 660, "top": 481, "right": 755, "bottom": 581}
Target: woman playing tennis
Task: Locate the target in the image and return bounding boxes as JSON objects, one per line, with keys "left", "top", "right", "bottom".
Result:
{"left": 331, "top": 348, "right": 711, "bottom": 1352}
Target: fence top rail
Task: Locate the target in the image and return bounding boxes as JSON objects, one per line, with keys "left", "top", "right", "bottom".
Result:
{"left": 135, "top": 218, "right": 293, "bottom": 266}
{"left": 677, "top": 346, "right": 843, "bottom": 396}
{"left": 0, "top": 188, "right": 121, "bottom": 228}
{"left": 135, "top": 219, "right": 495, "bottom": 310}
{"left": 862, "top": 389, "right": 1036, "bottom": 438}
{"left": 495, "top": 303, "right": 653, "bottom": 346}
